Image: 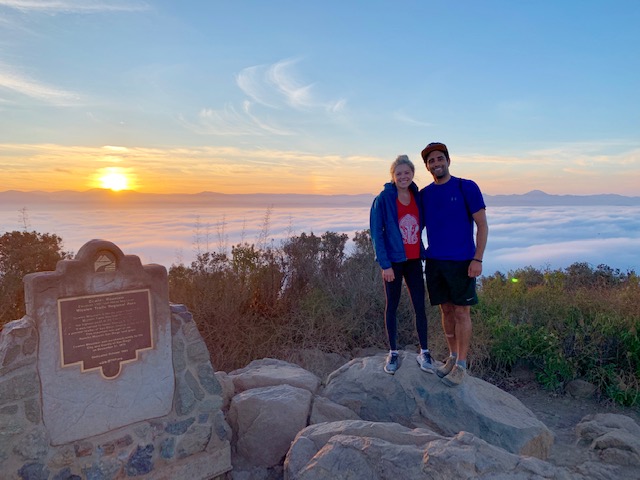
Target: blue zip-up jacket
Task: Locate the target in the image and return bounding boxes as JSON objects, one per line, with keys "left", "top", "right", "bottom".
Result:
{"left": 369, "top": 181, "right": 426, "bottom": 270}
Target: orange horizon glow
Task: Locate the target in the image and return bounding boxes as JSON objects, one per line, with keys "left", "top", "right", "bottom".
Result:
{"left": 1, "top": 143, "right": 639, "bottom": 197}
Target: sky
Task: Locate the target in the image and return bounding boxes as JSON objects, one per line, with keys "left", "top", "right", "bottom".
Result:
{"left": 1, "top": 0, "right": 639, "bottom": 196}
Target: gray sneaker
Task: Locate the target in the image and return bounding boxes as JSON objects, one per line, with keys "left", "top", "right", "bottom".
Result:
{"left": 384, "top": 352, "right": 399, "bottom": 374}
{"left": 436, "top": 356, "right": 456, "bottom": 378}
{"left": 416, "top": 352, "right": 436, "bottom": 374}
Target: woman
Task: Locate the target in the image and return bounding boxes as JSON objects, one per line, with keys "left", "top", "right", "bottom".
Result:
{"left": 370, "top": 155, "right": 433, "bottom": 375}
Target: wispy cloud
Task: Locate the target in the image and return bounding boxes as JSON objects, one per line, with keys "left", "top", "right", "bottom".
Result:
{"left": 239, "top": 58, "right": 346, "bottom": 112}
{"left": 437, "top": 141, "right": 640, "bottom": 196}
{"left": 190, "top": 58, "right": 347, "bottom": 137}
{"left": 236, "top": 65, "right": 281, "bottom": 109}
{"left": 191, "top": 103, "right": 293, "bottom": 136}
{"left": 530, "top": 141, "right": 626, "bottom": 156}
{"left": 0, "top": 64, "right": 80, "bottom": 104}
{"left": 0, "top": 0, "right": 149, "bottom": 13}
{"left": 393, "top": 110, "right": 434, "bottom": 127}
{"left": 3, "top": 140, "right": 638, "bottom": 197}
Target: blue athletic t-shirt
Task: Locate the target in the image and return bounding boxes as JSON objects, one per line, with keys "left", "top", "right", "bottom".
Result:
{"left": 420, "top": 176, "right": 486, "bottom": 260}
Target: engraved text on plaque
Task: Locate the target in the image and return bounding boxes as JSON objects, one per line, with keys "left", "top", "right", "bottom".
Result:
{"left": 58, "top": 289, "right": 153, "bottom": 379}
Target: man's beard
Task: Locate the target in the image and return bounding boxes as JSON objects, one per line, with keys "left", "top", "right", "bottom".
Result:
{"left": 432, "top": 168, "right": 447, "bottom": 179}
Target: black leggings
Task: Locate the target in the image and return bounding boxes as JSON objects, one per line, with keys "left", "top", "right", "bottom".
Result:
{"left": 384, "top": 259, "right": 428, "bottom": 351}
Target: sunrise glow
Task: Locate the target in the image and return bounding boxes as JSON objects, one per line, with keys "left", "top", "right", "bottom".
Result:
{"left": 98, "top": 168, "right": 130, "bottom": 192}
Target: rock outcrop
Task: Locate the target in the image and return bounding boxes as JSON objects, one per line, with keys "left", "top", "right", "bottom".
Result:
{"left": 572, "top": 412, "right": 640, "bottom": 479}
{"left": 284, "top": 420, "right": 571, "bottom": 480}
{"left": 222, "top": 356, "right": 562, "bottom": 479}
{"left": 322, "top": 351, "right": 554, "bottom": 458}
{"left": 222, "top": 354, "right": 640, "bottom": 480}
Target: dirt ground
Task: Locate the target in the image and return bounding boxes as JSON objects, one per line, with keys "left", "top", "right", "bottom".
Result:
{"left": 504, "top": 376, "right": 640, "bottom": 473}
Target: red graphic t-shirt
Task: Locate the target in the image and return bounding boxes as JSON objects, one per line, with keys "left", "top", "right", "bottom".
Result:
{"left": 396, "top": 195, "right": 420, "bottom": 260}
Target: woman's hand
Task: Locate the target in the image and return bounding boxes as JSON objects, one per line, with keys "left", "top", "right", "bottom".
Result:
{"left": 382, "top": 267, "right": 395, "bottom": 282}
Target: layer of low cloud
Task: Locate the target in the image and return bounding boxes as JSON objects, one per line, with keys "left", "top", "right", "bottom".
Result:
{"left": 1, "top": 204, "right": 638, "bottom": 275}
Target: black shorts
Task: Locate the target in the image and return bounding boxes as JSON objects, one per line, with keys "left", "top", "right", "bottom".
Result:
{"left": 424, "top": 259, "right": 478, "bottom": 306}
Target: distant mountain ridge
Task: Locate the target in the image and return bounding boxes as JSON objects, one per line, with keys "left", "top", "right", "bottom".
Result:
{"left": 0, "top": 189, "right": 374, "bottom": 208}
{"left": 487, "top": 190, "right": 640, "bottom": 206}
{"left": 1, "top": 189, "right": 639, "bottom": 208}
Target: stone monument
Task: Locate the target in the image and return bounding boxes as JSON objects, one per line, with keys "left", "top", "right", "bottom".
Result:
{"left": 28, "top": 239, "right": 174, "bottom": 445}
{"left": 0, "top": 239, "right": 231, "bottom": 479}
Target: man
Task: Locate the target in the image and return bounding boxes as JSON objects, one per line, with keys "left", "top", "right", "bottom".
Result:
{"left": 420, "top": 142, "right": 488, "bottom": 386}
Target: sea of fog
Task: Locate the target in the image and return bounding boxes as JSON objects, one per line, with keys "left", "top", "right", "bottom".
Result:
{"left": 1, "top": 205, "right": 639, "bottom": 275}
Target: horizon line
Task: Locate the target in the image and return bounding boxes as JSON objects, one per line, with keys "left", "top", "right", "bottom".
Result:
{"left": 1, "top": 188, "right": 640, "bottom": 199}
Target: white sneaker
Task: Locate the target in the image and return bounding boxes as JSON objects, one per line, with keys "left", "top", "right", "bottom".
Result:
{"left": 416, "top": 352, "right": 436, "bottom": 374}
{"left": 384, "top": 352, "right": 399, "bottom": 374}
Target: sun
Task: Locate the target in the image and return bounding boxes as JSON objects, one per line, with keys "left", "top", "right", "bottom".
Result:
{"left": 99, "top": 169, "right": 130, "bottom": 191}
{"left": 100, "top": 172, "right": 128, "bottom": 191}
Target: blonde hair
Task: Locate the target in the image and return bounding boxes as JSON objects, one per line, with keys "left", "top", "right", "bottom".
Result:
{"left": 390, "top": 154, "right": 415, "bottom": 181}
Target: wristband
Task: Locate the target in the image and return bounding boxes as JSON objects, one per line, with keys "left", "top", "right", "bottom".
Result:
{"left": 472, "top": 258, "right": 483, "bottom": 263}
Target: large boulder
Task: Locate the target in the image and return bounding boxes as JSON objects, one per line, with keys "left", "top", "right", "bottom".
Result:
{"left": 309, "top": 396, "right": 361, "bottom": 425}
{"left": 284, "top": 420, "right": 443, "bottom": 479}
{"left": 228, "top": 358, "right": 321, "bottom": 394}
{"left": 321, "top": 351, "right": 554, "bottom": 459}
{"left": 224, "top": 358, "right": 359, "bottom": 478}
{"left": 284, "top": 420, "right": 571, "bottom": 480}
{"left": 228, "top": 383, "right": 312, "bottom": 468}
{"left": 576, "top": 413, "right": 640, "bottom": 467}
{"left": 287, "top": 348, "right": 351, "bottom": 380}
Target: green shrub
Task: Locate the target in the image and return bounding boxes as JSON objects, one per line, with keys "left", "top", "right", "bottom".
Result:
{"left": 0, "top": 230, "right": 71, "bottom": 327}
{"left": 478, "top": 262, "right": 639, "bottom": 405}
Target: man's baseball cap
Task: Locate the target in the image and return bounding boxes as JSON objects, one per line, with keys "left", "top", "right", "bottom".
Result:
{"left": 421, "top": 142, "right": 449, "bottom": 162}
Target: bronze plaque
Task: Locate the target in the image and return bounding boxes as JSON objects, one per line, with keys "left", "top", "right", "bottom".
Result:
{"left": 58, "top": 289, "right": 153, "bottom": 379}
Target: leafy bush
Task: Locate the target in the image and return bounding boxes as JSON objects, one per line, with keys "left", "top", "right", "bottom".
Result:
{"left": 475, "top": 263, "right": 639, "bottom": 405}
{"left": 0, "top": 230, "right": 71, "bottom": 326}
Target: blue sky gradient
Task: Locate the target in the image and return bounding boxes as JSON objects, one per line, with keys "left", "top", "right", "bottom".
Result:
{"left": 1, "top": 1, "right": 639, "bottom": 195}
